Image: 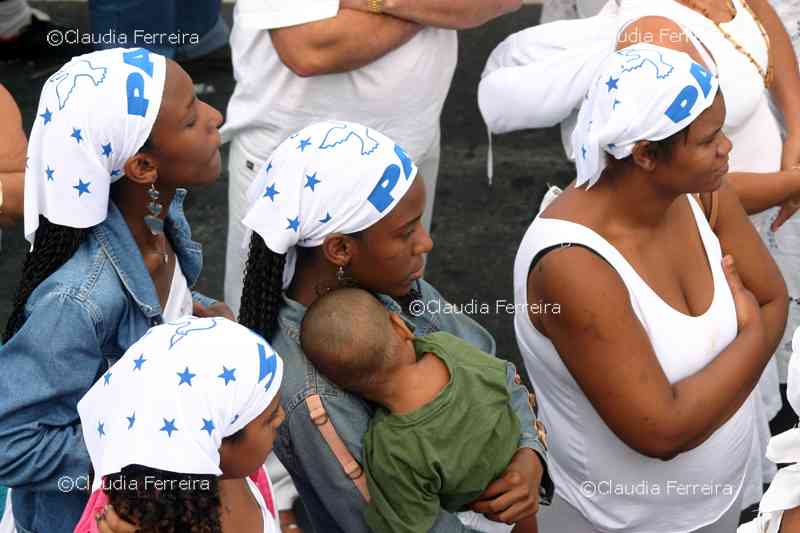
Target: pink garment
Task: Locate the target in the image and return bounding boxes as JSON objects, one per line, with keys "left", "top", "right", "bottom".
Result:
{"left": 73, "top": 467, "right": 276, "bottom": 533}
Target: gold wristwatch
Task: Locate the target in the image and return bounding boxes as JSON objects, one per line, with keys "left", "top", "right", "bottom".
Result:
{"left": 367, "top": 0, "right": 383, "bottom": 13}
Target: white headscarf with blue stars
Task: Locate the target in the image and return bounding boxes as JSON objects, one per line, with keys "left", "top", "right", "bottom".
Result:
{"left": 242, "top": 121, "right": 419, "bottom": 289}
{"left": 572, "top": 44, "right": 719, "bottom": 188}
{"left": 24, "top": 47, "right": 167, "bottom": 245}
{"left": 77, "top": 316, "right": 283, "bottom": 489}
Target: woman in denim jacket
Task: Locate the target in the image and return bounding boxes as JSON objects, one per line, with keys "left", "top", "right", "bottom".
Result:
{"left": 228, "top": 121, "right": 554, "bottom": 533}
{"left": 0, "top": 49, "right": 229, "bottom": 533}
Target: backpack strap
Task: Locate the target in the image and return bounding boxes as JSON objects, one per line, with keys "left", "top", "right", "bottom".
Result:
{"left": 305, "top": 394, "right": 371, "bottom": 502}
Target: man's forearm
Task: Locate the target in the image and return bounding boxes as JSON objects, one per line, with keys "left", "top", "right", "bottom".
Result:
{"left": 341, "top": 0, "right": 521, "bottom": 29}
{"left": 271, "top": 9, "right": 420, "bottom": 77}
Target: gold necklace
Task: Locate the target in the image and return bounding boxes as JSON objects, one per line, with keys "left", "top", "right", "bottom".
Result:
{"left": 681, "top": 0, "right": 774, "bottom": 87}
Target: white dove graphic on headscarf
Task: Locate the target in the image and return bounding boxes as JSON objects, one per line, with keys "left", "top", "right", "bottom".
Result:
{"left": 49, "top": 59, "right": 109, "bottom": 110}
{"left": 618, "top": 48, "right": 674, "bottom": 80}
{"left": 318, "top": 123, "right": 380, "bottom": 156}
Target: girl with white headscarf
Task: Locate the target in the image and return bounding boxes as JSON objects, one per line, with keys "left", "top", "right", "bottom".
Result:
{"left": 235, "top": 121, "right": 553, "bottom": 533}
{"left": 512, "top": 43, "right": 788, "bottom": 532}
{"left": 0, "top": 48, "right": 227, "bottom": 533}
{"left": 77, "top": 316, "right": 284, "bottom": 533}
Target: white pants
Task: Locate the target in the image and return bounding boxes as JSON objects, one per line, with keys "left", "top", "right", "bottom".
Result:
{"left": 538, "top": 493, "right": 742, "bottom": 533}
{"left": 223, "top": 130, "right": 441, "bottom": 317}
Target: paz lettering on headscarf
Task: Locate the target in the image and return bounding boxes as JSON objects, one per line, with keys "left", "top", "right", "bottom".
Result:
{"left": 242, "top": 121, "right": 419, "bottom": 289}
{"left": 572, "top": 43, "right": 719, "bottom": 188}
{"left": 77, "top": 316, "right": 283, "bottom": 490}
{"left": 24, "top": 48, "right": 166, "bottom": 245}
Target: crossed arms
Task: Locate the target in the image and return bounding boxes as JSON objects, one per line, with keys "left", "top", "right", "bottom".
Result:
{"left": 271, "top": 0, "right": 522, "bottom": 77}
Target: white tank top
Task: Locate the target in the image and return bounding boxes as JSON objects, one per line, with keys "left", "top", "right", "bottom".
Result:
{"left": 245, "top": 476, "right": 280, "bottom": 533}
{"left": 513, "top": 195, "right": 754, "bottom": 532}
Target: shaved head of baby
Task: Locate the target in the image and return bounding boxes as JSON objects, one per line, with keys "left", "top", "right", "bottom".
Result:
{"left": 300, "top": 288, "right": 403, "bottom": 397}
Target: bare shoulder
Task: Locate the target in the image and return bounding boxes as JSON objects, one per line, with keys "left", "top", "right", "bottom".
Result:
{"left": 617, "top": 16, "right": 700, "bottom": 59}
{"left": 528, "top": 243, "right": 630, "bottom": 327}
{"left": 780, "top": 506, "right": 800, "bottom": 533}
{"left": 0, "top": 84, "right": 22, "bottom": 129}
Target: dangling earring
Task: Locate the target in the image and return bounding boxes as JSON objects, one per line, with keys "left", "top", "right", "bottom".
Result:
{"left": 144, "top": 183, "right": 163, "bottom": 235}
{"left": 336, "top": 264, "right": 356, "bottom": 288}
{"left": 143, "top": 183, "right": 167, "bottom": 264}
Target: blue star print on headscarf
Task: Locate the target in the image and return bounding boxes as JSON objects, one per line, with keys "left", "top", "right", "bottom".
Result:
{"left": 73, "top": 180, "right": 92, "bottom": 196}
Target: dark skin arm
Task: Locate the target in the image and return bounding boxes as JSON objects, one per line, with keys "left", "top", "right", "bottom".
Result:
{"left": 667, "top": 181, "right": 788, "bottom": 450}
{"left": 529, "top": 243, "right": 765, "bottom": 459}
{"left": 0, "top": 84, "right": 26, "bottom": 227}
{"left": 782, "top": 506, "right": 800, "bottom": 533}
{"left": 527, "top": 185, "right": 785, "bottom": 459}
{"left": 270, "top": 10, "right": 420, "bottom": 77}
{"left": 471, "top": 448, "right": 544, "bottom": 524}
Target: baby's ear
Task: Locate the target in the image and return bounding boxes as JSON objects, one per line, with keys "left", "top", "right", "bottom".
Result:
{"left": 388, "top": 312, "right": 414, "bottom": 340}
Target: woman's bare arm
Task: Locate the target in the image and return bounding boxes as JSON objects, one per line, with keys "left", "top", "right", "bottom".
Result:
{"left": 0, "top": 83, "right": 26, "bottom": 227}
{"left": 781, "top": 506, "right": 800, "bottom": 533}
{"left": 527, "top": 236, "right": 768, "bottom": 460}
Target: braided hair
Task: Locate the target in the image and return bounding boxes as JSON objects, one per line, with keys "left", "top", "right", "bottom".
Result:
{"left": 101, "top": 420, "right": 247, "bottom": 532}
{"left": 105, "top": 465, "right": 222, "bottom": 533}
{"left": 238, "top": 233, "right": 286, "bottom": 340}
{"left": 3, "top": 216, "right": 88, "bottom": 342}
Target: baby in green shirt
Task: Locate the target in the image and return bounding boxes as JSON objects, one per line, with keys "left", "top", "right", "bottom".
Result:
{"left": 300, "top": 287, "right": 539, "bottom": 533}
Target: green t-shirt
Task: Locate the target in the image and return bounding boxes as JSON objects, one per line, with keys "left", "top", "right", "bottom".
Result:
{"left": 363, "top": 331, "right": 521, "bottom": 533}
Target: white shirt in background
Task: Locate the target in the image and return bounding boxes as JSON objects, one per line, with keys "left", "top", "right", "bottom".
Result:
{"left": 221, "top": 0, "right": 458, "bottom": 163}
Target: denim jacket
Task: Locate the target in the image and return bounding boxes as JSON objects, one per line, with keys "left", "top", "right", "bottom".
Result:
{"left": 272, "top": 280, "right": 553, "bottom": 533}
{"left": 0, "top": 190, "right": 215, "bottom": 533}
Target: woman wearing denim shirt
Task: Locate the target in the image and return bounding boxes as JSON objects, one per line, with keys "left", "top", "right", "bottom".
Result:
{"left": 0, "top": 49, "right": 229, "bottom": 533}
{"left": 223, "top": 121, "right": 552, "bottom": 533}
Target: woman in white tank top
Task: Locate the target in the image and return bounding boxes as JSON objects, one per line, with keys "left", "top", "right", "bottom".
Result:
{"left": 513, "top": 41, "right": 789, "bottom": 532}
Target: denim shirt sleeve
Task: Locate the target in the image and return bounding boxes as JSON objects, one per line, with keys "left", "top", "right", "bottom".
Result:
{"left": 286, "top": 390, "right": 482, "bottom": 533}
{"left": 191, "top": 291, "right": 218, "bottom": 309}
{"left": 0, "top": 290, "right": 103, "bottom": 492}
{"left": 504, "top": 362, "right": 554, "bottom": 505}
